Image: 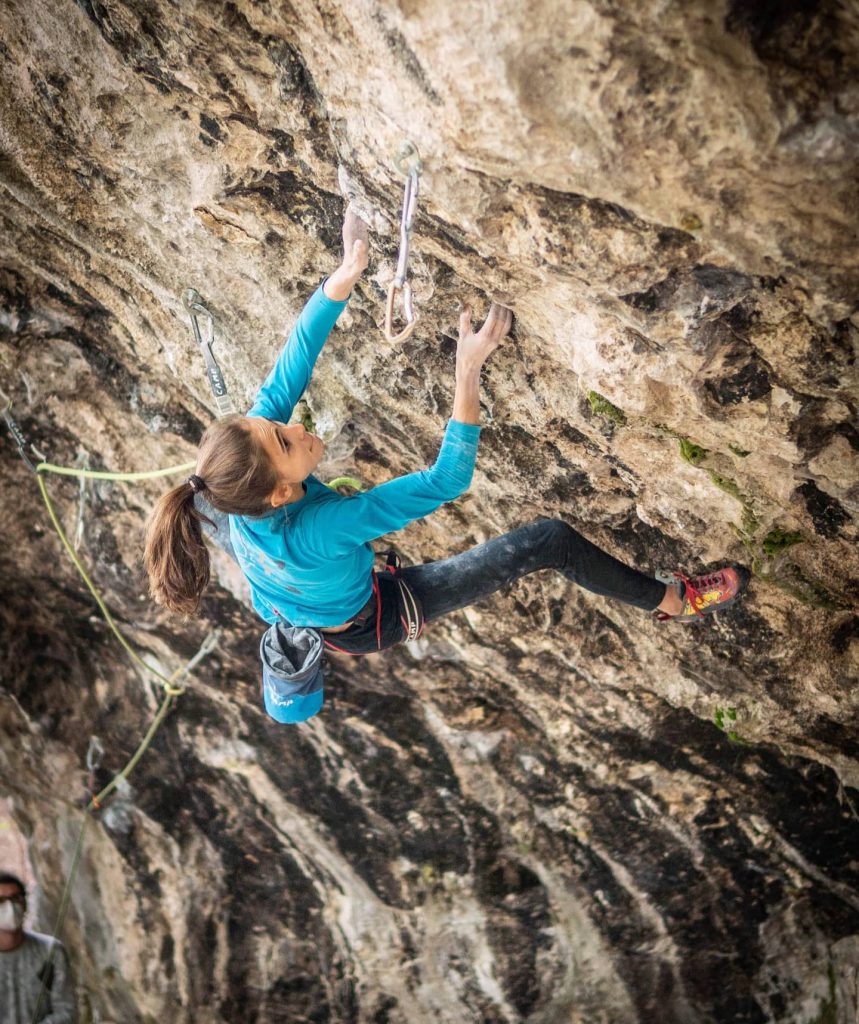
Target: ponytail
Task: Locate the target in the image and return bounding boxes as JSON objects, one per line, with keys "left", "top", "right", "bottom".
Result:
{"left": 144, "top": 414, "right": 278, "bottom": 616}
{"left": 144, "top": 482, "right": 212, "bottom": 616}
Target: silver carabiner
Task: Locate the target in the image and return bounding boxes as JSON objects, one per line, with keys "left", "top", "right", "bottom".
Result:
{"left": 394, "top": 169, "right": 420, "bottom": 287}
{"left": 0, "top": 382, "right": 39, "bottom": 472}
{"left": 86, "top": 736, "right": 104, "bottom": 774}
{"left": 385, "top": 142, "right": 422, "bottom": 343}
{"left": 183, "top": 290, "right": 235, "bottom": 418}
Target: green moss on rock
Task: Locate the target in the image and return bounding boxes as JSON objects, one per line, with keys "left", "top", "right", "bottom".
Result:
{"left": 811, "top": 963, "right": 837, "bottom": 1024}
{"left": 587, "top": 391, "right": 627, "bottom": 425}
{"left": 679, "top": 437, "right": 708, "bottom": 466}
{"left": 714, "top": 706, "right": 751, "bottom": 746}
{"left": 707, "top": 470, "right": 743, "bottom": 501}
{"left": 752, "top": 563, "right": 844, "bottom": 610}
{"left": 296, "top": 402, "right": 316, "bottom": 433}
{"left": 762, "top": 528, "right": 804, "bottom": 558}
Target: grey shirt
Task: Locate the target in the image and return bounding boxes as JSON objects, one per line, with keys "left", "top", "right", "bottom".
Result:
{"left": 0, "top": 932, "right": 76, "bottom": 1023}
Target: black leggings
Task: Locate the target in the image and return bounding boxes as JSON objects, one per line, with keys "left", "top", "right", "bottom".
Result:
{"left": 325, "top": 519, "right": 666, "bottom": 654}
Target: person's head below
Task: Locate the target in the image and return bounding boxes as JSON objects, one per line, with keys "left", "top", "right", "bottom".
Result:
{"left": 0, "top": 873, "right": 27, "bottom": 948}
{"left": 144, "top": 415, "right": 324, "bottom": 617}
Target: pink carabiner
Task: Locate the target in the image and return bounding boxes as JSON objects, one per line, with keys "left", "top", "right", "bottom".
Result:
{"left": 384, "top": 280, "right": 417, "bottom": 343}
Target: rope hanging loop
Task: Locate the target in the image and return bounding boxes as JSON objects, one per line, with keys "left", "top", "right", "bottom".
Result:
{"left": 384, "top": 140, "right": 422, "bottom": 343}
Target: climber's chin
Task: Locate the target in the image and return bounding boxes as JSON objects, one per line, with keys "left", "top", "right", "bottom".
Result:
{"left": 308, "top": 432, "right": 325, "bottom": 462}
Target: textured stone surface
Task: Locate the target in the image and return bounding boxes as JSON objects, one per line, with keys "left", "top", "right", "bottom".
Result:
{"left": 0, "top": 1, "right": 858, "bottom": 1022}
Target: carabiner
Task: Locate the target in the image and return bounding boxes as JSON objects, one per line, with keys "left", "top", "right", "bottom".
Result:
{"left": 394, "top": 169, "right": 420, "bottom": 286}
{"left": 393, "top": 139, "right": 422, "bottom": 178}
{"left": 384, "top": 143, "right": 422, "bottom": 343}
{"left": 183, "top": 290, "right": 235, "bottom": 418}
{"left": 0, "top": 382, "right": 39, "bottom": 473}
{"left": 385, "top": 280, "right": 417, "bottom": 343}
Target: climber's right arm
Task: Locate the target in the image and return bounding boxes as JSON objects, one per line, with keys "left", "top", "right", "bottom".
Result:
{"left": 248, "top": 210, "right": 369, "bottom": 423}
{"left": 323, "top": 208, "right": 369, "bottom": 300}
{"left": 247, "top": 284, "right": 348, "bottom": 423}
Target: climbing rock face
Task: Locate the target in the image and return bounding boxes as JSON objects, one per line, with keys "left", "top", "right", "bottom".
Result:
{"left": 1, "top": 1, "right": 857, "bottom": 1021}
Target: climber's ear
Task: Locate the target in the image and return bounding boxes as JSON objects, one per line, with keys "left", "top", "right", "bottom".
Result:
{"left": 268, "top": 477, "right": 295, "bottom": 508}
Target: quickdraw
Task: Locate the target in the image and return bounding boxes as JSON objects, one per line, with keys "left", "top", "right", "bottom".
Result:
{"left": 384, "top": 140, "right": 422, "bottom": 344}
{"left": 0, "top": 381, "right": 42, "bottom": 472}
{"left": 183, "top": 289, "right": 235, "bottom": 418}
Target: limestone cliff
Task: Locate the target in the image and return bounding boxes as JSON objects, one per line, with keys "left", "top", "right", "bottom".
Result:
{"left": 0, "top": 1, "right": 857, "bottom": 1022}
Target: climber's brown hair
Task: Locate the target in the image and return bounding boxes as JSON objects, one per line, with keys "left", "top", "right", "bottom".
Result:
{"left": 144, "top": 415, "right": 279, "bottom": 616}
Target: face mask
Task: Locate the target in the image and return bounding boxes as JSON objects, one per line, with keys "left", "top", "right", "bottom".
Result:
{"left": 0, "top": 900, "right": 24, "bottom": 931}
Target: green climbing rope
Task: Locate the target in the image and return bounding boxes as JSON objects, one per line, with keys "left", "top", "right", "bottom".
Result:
{"left": 4, "top": 369, "right": 222, "bottom": 1023}
{"left": 23, "top": 458, "right": 212, "bottom": 1024}
{"left": 327, "top": 476, "right": 364, "bottom": 492}
{"left": 36, "top": 460, "right": 195, "bottom": 481}
{"left": 32, "top": 461, "right": 221, "bottom": 794}
{"left": 29, "top": 814, "right": 90, "bottom": 1024}
{"left": 35, "top": 470, "right": 188, "bottom": 695}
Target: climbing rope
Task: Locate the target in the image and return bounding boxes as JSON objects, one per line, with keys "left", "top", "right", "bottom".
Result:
{"left": 25, "top": 609, "right": 210, "bottom": 1024}
{"left": 327, "top": 475, "right": 364, "bottom": 492}
{"left": 25, "top": 465, "right": 216, "bottom": 1023}
{"left": 35, "top": 461, "right": 195, "bottom": 481}
{"left": 4, "top": 380, "right": 193, "bottom": 693}
{"left": 5, "top": 310, "right": 362, "bottom": 1013}
{"left": 1, "top": 386, "right": 220, "bottom": 1023}
{"left": 35, "top": 465, "right": 195, "bottom": 695}
{"left": 72, "top": 450, "right": 89, "bottom": 551}
{"left": 29, "top": 453, "right": 216, "bottom": 779}
{"left": 384, "top": 140, "right": 422, "bottom": 343}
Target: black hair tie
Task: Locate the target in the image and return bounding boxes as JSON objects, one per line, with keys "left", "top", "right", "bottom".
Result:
{"left": 187, "top": 474, "right": 206, "bottom": 493}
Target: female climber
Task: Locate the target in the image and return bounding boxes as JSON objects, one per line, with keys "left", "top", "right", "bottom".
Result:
{"left": 144, "top": 208, "right": 747, "bottom": 723}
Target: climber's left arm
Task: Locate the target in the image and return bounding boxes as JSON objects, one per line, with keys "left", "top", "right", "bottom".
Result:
{"left": 248, "top": 210, "right": 369, "bottom": 422}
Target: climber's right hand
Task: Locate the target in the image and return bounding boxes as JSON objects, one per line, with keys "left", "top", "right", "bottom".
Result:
{"left": 456, "top": 302, "right": 513, "bottom": 373}
{"left": 323, "top": 208, "right": 370, "bottom": 301}
{"left": 342, "top": 207, "right": 369, "bottom": 278}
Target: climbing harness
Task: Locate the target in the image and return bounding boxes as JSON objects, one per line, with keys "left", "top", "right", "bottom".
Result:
{"left": 321, "top": 551, "right": 424, "bottom": 655}
{"left": 384, "top": 140, "right": 422, "bottom": 344}
{"left": 390, "top": 551, "right": 423, "bottom": 643}
{"left": 184, "top": 289, "right": 235, "bottom": 417}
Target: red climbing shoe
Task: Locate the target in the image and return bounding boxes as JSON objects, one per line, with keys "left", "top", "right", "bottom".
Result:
{"left": 654, "top": 567, "right": 748, "bottom": 623}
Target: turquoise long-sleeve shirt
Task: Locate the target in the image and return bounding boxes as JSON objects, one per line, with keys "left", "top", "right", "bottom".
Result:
{"left": 229, "top": 282, "right": 481, "bottom": 627}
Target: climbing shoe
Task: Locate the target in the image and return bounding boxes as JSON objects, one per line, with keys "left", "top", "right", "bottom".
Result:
{"left": 653, "top": 566, "right": 749, "bottom": 623}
